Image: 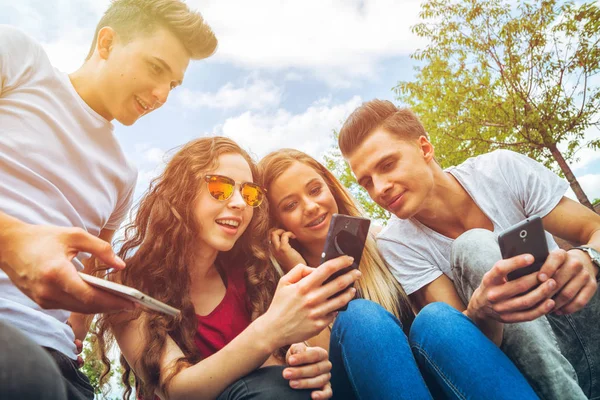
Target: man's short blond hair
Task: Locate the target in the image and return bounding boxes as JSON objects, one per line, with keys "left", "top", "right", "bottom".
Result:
{"left": 85, "top": 0, "right": 217, "bottom": 61}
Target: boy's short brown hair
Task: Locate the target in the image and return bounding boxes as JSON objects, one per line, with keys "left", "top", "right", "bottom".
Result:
{"left": 338, "top": 99, "right": 427, "bottom": 157}
{"left": 85, "top": 0, "right": 217, "bottom": 61}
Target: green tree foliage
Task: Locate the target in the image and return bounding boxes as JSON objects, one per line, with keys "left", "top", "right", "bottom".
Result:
{"left": 395, "top": 0, "right": 600, "bottom": 211}
{"left": 81, "top": 334, "right": 111, "bottom": 395}
{"left": 323, "top": 131, "right": 390, "bottom": 224}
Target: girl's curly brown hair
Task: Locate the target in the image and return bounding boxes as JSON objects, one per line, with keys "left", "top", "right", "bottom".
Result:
{"left": 94, "top": 137, "right": 278, "bottom": 400}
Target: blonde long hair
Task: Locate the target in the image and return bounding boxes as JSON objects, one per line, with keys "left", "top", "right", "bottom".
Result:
{"left": 258, "top": 149, "right": 414, "bottom": 327}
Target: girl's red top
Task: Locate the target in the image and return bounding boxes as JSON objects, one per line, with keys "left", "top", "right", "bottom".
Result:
{"left": 194, "top": 267, "right": 252, "bottom": 358}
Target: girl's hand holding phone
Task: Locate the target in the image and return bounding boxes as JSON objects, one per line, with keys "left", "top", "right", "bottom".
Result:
{"left": 270, "top": 228, "right": 306, "bottom": 272}
{"left": 256, "top": 255, "right": 360, "bottom": 350}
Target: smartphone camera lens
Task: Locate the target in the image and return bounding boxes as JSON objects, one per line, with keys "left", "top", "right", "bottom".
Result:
{"left": 519, "top": 230, "right": 527, "bottom": 239}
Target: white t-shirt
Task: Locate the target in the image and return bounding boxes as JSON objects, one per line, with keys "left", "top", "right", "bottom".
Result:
{"left": 377, "top": 149, "right": 568, "bottom": 296}
{"left": 0, "top": 25, "right": 137, "bottom": 358}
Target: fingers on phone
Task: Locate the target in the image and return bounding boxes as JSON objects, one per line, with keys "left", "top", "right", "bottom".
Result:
{"left": 68, "top": 228, "right": 125, "bottom": 269}
{"left": 282, "top": 264, "right": 314, "bottom": 285}
{"left": 322, "top": 286, "right": 357, "bottom": 315}
{"left": 538, "top": 249, "right": 567, "bottom": 282}
{"left": 70, "top": 276, "right": 135, "bottom": 313}
{"left": 492, "top": 278, "right": 556, "bottom": 313}
{"left": 499, "top": 298, "right": 555, "bottom": 323}
{"left": 491, "top": 273, "right": 545, "bottom": 301}
{"left": 309, "top": 255, "right": 355, "bottom": 286}
{"left": 488, "top": 254, "right": 534, "bottom": 283}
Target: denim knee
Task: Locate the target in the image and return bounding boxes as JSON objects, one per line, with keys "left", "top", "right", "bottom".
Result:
{"left": 409, "top": 302, "right": 463, "bottom": 348}
{"left": 333, "top": 299, "right": 403, "bottom": 339}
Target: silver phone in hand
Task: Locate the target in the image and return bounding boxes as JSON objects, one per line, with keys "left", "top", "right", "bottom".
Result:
{"left": 78, "top": 272, "right": 180, "bottom": 317}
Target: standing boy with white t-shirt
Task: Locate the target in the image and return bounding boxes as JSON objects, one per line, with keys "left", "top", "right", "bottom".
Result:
{"left": 0, "top": 1, "right": 217, "bottom": 398}
{"left": 338, "top": 99, "right": 600, "bottom": 400}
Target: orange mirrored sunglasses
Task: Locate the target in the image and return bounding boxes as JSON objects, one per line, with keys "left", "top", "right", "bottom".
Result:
{"left": 204, "top": 174, "right": 266, "bottom": 208}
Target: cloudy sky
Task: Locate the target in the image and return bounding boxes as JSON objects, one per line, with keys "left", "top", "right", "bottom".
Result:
{"left": 1, "top": 0, "right": 599, "bottom": 205}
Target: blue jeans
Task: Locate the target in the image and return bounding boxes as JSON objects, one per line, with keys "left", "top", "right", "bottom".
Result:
{"left": 330, "top": 299, "right": 538, "bottom": 400}
{"left": 452, "top": 229, "right": 600, "bottom": 400}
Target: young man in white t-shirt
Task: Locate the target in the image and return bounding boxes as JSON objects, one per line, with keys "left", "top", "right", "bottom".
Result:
{"left": 338, "top": 99, "right": 600, "bottom": 400}
{"left": 0, "top": 1, "right": 217, "bottom": 398}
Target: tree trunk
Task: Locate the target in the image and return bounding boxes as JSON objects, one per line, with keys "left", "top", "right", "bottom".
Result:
{"left": 548, "top": 144, "right": 596, "bottom": 212}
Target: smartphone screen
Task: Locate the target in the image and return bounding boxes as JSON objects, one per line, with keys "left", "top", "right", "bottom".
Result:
{"left": 321, "top": 214, "right": 371, "bottom": 310}
{"left": 498, "top": 215, "right": 549, "bottom": 281}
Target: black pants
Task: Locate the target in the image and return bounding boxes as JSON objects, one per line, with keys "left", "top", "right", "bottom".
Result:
{"left": 217, "top": 366, "right": 312, "bottom": 400}
{"left": 0, "top": 319, "right": 66, "bottom": 400}
{"left": 45, "top": 348, "right": 95, "bottom": 400}
{"left": 0, "top": 319, "right": 93, "bottom": 400}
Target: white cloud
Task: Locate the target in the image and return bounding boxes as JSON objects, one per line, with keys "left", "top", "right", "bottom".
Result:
{"left": 177, "top": 79, "right": 282, "bottom": 110}
{"left": 144, "top": 147, "right": 166, "bottom": 164}
{"left": 193, "top": 0, "right": 425, "bottom": 86}
{"left": 11, "top": 0, "right": 425, "bottom": 87}
{"left": 284, "top": 72, "right": 303, "bottom": 81}
{"left": 214, "top": 95, "right": 363, "bottom": 160}
{"left": 4, "top": 0, "right": 107, "bottom": 72}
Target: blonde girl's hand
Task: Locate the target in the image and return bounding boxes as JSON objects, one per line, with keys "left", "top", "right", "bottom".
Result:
{"left": 284, "top": 343, "right": 333, "bottom": 399}
{"left": 270, "top": 229, "right": 306, "bottom": 272}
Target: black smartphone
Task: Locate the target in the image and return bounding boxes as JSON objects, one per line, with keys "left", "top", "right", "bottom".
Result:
{"left": 498, "top": 215, "right": 549, "bottom": 281}
{"left": 321, "top": 214, "right": 371, "bottom": 310}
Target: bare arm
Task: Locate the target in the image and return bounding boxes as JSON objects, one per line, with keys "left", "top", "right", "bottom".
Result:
{"left": 409, "top": 275, "right": 467, "bottom": 313}
{"left": 543, "top": 196, "right": 600, "bottom": 276}
{"left": 115, "top": 313, "right": 277, "bottom": 400}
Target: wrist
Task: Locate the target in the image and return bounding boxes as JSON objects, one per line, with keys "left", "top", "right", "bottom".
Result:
{"left": 569, "top": 247, "right": 600, "bottom": 281}
{"left": 251, "top": 314, "right": 280, "bottom": 354}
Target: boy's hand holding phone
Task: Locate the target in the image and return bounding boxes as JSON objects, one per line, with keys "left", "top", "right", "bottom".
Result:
{"left": 269, "top": 229, "right": 306, "bottom": 273}
{"left": 467, "top": 254, "right": 557, "bottom": 325}
{"left": 537, "top": 249, "right": 598, "bottom": 315}
{"left": 498, "top": 215, "right": 597, "bottom": 316}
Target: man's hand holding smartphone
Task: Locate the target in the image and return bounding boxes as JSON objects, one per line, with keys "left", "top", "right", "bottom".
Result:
{"left": 0, "top": 217, "right": 135, "bottom": 314}
{"left": 498, "top": 215, "right": 598, "bottom": 316}
{"left": 536, "top": 249, "right": 598, "bottom": 315}
{"left": 466, "top": 254, "right": 558, "bottom": 325}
